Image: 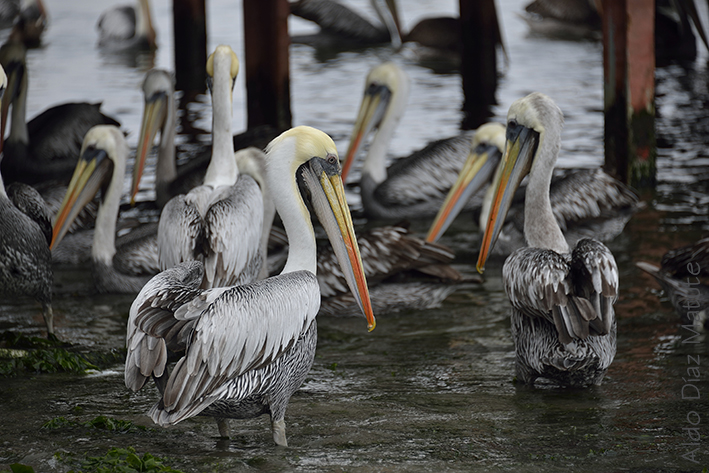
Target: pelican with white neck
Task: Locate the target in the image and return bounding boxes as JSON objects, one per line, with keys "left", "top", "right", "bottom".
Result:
{"left": 477, "top": 93, "right": 618, "bottom": 387}
{"left": 125, "top": 126, "right": 375, "bottom": 446}
{"left": 157, "top": 45, "right": 263, "bottom": 290}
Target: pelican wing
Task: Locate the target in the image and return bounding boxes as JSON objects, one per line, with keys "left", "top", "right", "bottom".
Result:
{"left": 317, "top": 224, "right": 459, "bottom": 298}
{"left": 374, "top": 132, "right": 473, "bottom": 208}
{"left": 570, "top": 239, "right": 618, "bottom": 336}
{"left": 125, "top": 261, "right": 205, "bottom": 392}
{"left": 114, "top": 222, "right": 160, "bottom": 276}
{"left": 158, "top": 192, "right": 205, "bottom": 271}
{"left": 203, "top": 175, "right": 264, "bottom": 288}
{"left": 660, "top": 236, "right": 709, "bottom": 277}
{"left": 503, "top": 246, "right": 599, "bottom": 345}
{"left": 549, "top": 169, "right": 639, "bottom": 231}
{"left": 97, "top": 5, "right": 136, "bottom": 42}
{"left": 137, "top": 270, "right": 320, "bottom": 425}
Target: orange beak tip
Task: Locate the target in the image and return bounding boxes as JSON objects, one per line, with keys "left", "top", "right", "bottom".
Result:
{"left": 368, "top": 318, "right": 376, "bottom": 332}
{"left": 476, "top": 264, "right": 485, "bottom": 275}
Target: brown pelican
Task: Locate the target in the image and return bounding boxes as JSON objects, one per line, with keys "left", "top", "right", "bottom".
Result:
{"left": 0, "top": 65, "right": 53, "bottom": 337}
{"left": 125, "top": 126, "right": 375, "bottom": 445}
{"left": 51, "top": 126, "right": 159, "bottom": 294}
{"left": 521, "top": 0, "right": 601, "bottom": 40}
{"left": 290, "top": 0, "right": 402, "bottom": 48}
{"left": 637, "top": 237, "right": 709, "bottom": 329}
{"left": 156, "top": 46, "right": 264, "bottom": 290}
{"left": 477, "top": 93, "right": 618, "bottom": 387}
{"left": 342, "top": 62, "right": 476, "bottom": 221}
{"left": 96, "top": 0, "right": 156, "bottom": 51}
{"left": 11, "top": 0, "right": 48, "bottom": 47}
{"left": 426, "top": 122, "right": 640, "bottom": 252}
{"left": 131, "top": 68, "right": 279, "bottom": 208}
{"left": 0, "top": 39, "right": 120, "bottom": 185}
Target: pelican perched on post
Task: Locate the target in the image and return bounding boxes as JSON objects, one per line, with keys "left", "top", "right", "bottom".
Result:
{"left": 0, "top": 65, "right": 54, "bottom": 337}
{"left": 342, "top": 62, "right": 476, "bottom": 221}
{"left": 426, "top": 121, "right": 640, "bottom": 251}
{"left": 477, "top": 93, "right": 618, "bottom": 387}
{"left": 0, "top": 39, "right": 120, "bottom": 185}
{"left": 155, "top": 46, "right": 264, "bottom": 290}
{"left": 51, "top": 126, "right": 159, "bottom": 294}
{"left": 96, "top": 0, "right": 156, "bottom": 51}
{"left": 125, "top": 126, "right": 375, "bottom": 446}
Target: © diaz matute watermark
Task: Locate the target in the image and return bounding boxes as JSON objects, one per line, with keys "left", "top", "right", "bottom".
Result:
{"left": 679, "top": 261, "right": 704, "bottom": 466}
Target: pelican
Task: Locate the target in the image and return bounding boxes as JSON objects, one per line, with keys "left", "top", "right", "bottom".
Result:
{"left": 156, "top": 46, "right": 264, "bottom": 291}
{"left": 11, "top": 0, "right": 48, "bottom": 48}
{"left": 0, "top": 40, "right": 120, "bottom": 185}
{"left": 637, "top": 237, "right": 709, "bottom": 329}
{"left": 131, "top": 68, "right": 279, "bottom": 208}
{"left": 96, "top": 0, "right": 156, "bottom": 51}
{"left": 477, "top": 93, "right": 618, "bottom": 387}
{"left": 125, "top": 126, "right": 375, "bottom": 446}
{"left": 343, "top": 62, "right": 476, "bottom": 221}
{"left": 521, "top": 0, "right": 601, "bottom": 40}
{"left": 0, "top": 66, "right": 53, "bottom": 337}
{"left": 426, "top": 121, "right": 640, "bottom": 252}
{"left": 51, "top": 126, "right": 159, "bottom": 294}
{"left": 290, "top": 0, "right": 402, "bottom": 48}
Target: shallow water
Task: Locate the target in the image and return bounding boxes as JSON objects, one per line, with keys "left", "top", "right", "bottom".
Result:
{"left": 1, "top": 0, "right": 709, "bottom": 471}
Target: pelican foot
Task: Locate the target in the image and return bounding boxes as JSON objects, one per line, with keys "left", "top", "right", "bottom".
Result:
{"left": 216, "top": 417, "right": 230, "bottom": 438}
{"left": 271, "top": 418, "right": 288, "bottom": 447}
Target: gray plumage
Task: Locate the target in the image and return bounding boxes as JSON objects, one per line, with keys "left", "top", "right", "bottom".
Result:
{"left": 637, "top": 237, "right": 709, "bottom": 329}
{"left": 0, "top": 180, "right": 54, "bottom": 336}
{"left": 360, "top": 131, "right": 477, "bottom": 220}
{"left": 126, "top": 262, "right": 319, "bottom": 445}
{"left": 96, "top": 0, "right": 156, "bottom": 51}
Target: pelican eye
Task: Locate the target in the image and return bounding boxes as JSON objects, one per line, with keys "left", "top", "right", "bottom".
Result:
{"left": 508, "top": 119, "right": 518, "bottom": 129}
{"left": 327, "top": 155, "right": 337, "bottom": 165}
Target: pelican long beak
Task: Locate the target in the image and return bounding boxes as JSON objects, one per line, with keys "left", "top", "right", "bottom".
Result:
{"left": 51, "top": 147, "right": 113, "bottom": 250}
{"left": 131, "top": 92, "right": 168, "bottom": 204}
{"left": 301, "top": 159, "right": 376, "bottom": 331}
{"left": 426, "top": 142, "right": 502, "bottom": 243}
{"left": 476, "top": 125, "right": 538, "bottom": 273}
{"left": 341, "top": 84, "right": 392, "bottom": 182}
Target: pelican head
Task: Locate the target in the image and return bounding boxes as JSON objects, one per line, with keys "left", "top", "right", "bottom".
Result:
{"left": 0, "top": 40, "right": 27, "bottom": 147}
{"left": 476, "top": 92, "right": 564, "bottom": 273}
{"left": 51, "top": 125, "right": 128, "bottom": 250}
{"left": 426, "top": 122, "right": 506, "bottom": 243}
{"left": 266, "top": 126, "right": 376, "bottom": 331}
{"left": 131, "top": 69, "right": 174, "bottom": 204}
{"left": 206, "top": 44, "right": 239, "bottom": 101}
{"left": 341, "top": 62, "right": 410, "bottom": 182}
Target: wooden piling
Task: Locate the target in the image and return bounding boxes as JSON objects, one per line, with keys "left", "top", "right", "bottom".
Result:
{"left": 173, "top": 0, "right": 207, "bottom": 92}
{"left": 601, "top": 0, "right": 656, "bottom": 187}
{"left": 459, "top": 0, "right": 499, "bottom": 130}
{"left": 243, "top": 0, "right": 292, "bottom": 131}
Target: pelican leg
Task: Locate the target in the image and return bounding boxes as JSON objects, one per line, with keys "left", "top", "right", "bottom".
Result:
{"left": 215, "top": 417, "right": 230, "bottom": 438}
{"left": 42, "top": 303, "right": 55, "bottom": 339}
{"left": 271, "top": 417, "right": 287, "bottom": 447}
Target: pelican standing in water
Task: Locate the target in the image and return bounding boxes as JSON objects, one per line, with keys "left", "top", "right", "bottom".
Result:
{"left": 637, "top": 237, "right": 709, "bottom": 329}
{"left": 51, "top": 126, "right": 159, "bottom": 294}
{"left": 343, "top": 62, "right": 476, "bottom": 221}
{"left": 0, "top": 65, "right": 54, "bottom": 337}
{"left": 477, "top": 93, "right": 618, "bottom": 387}
{"left": 426, "top": 121, "right": 640, "bottom": 251}
{"left": 125, "top": 126, "right": 375, "bottom": 446}
{"left": 96, "top": 0, "right": 156, "bottom": 50}
{"left": 155, "top": 46, "right": 264, "bottom": 290}
{"left": 0, "top": 39, "right": 120, "bottom": 185}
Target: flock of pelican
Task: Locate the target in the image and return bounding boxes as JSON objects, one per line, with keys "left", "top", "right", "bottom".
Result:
{"left": 0, "top": 0, "right": 698, "bottom": 448}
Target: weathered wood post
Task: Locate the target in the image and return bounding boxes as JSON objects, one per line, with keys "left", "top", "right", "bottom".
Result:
{"left": 243, "top": 0, "right": 292, "bottom": 131}
{"left": 173, "top": 0, "right": 207, "bottom": 92}
{"left": 459, "top": 0, "right": 500, "bottom": 130}
{"left": 601, "top": 0, "right": 656, "bottom": 187}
